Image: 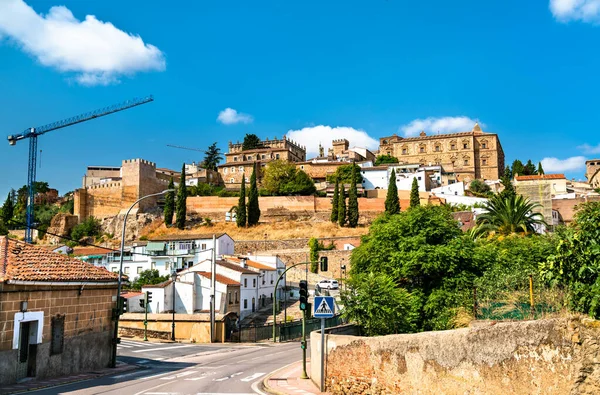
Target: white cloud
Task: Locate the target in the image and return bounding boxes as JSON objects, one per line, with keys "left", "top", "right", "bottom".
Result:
{"left": 550, "top": 0, "right": 600, "bottom": 23}
{"left": 217, "top": 108, "right": 254, "bottom": 125}
{"left": 0, "top": 0, "right": 165, "bottom": 86}
{"left": 286, "top": 125, "right": 379, "bottom": 158}
{"left": 577, "top": 143, "right": 600, "bottom": 154}
{"left": 540, "top": 156, "right": 587, "bottom": 172}
{"left": 400, "top": 116, "right": 483, "bottom": 137}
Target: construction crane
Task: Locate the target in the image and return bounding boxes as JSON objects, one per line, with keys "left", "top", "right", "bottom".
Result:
{"left": 7, "top": 95, "right": 154, "bottom": 243}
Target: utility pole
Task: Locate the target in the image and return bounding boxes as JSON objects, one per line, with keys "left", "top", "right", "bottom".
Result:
{"left": 210, "top": 234, "right": 216, "bottom": 342}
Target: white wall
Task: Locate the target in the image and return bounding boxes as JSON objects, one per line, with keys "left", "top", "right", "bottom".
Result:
{"left": 141, "top": 286, "right": 166, "bottom": 313}
{"left": 432, "top": 182, "right": 466, "bottom": 197}
{"left": 437, "top": 194, "right": 488, "bottom": 207}
{"left": 174, "top": 281, "right": 194, "bottom": 314}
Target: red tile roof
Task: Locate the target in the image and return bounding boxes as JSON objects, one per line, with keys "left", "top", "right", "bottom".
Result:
{"left": 197, "top": 272, "right": 241, "bottom": 286}
{"left": 223, "top": 256, "right": 275, "bottom": 271}
{"left": 148, "top": 233, "right": 228, "bottom": 241}
{"left": 72, "top": 247, "right": 115, "bottom": 256}
{"left": 121, "top": 291, "right": 143, "bottom": 298}
{"left": 0, "top": 236, "right": 120, "bottom": 283}
{"left": 216, "top": 260, "right": 258, "bottom": 274}
{"left": 515, "top": 174, "right": 566, "bottom": 181}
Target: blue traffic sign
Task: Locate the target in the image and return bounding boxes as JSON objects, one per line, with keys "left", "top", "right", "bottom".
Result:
{"left": 313, "top": 296, "right": 335, "bottom": 318}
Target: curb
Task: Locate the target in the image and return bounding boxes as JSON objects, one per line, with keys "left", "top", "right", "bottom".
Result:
{"left": 1, "top": 364, "right": 139, "bottom": 395}
{"left": 261, "top": 360, "right": 304, "bottom": 395}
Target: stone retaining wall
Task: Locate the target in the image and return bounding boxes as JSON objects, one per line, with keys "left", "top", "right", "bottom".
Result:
{"left": 310, "top": 317, "right": 600, "bottom": 395}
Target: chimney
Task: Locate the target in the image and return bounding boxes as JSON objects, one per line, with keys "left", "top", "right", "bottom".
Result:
{"left": 240, "top": 258, "right": 248, "bottom": 268}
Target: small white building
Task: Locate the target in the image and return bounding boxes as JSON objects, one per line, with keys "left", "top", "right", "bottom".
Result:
{"left": 361, "top": 163, "right": 440, "bottom": 192}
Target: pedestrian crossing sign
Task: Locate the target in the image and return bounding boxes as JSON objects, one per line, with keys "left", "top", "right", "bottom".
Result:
{"left": 313, "top": 296, "right": 335, "bottom": 318}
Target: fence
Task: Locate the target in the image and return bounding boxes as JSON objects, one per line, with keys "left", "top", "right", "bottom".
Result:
{"left": 229, "top": 314, "right": 346, "bottom": 343}
{"left": 473, "top": 275, "right": 568, "bottom": 321}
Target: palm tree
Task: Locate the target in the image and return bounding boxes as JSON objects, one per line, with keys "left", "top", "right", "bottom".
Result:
{"left": 474, "top": 194, "right": 547, "bottom": 236}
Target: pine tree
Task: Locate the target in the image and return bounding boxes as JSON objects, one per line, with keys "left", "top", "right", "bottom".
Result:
{"left": 202, "top": 142, "right": 223, "bottom": 171}
{"left": 537, "top": 162, "right": 544, "bottom": 175}
{"left": 524, "top": 159, "right": 537, "bottom": 175}
{"left": 385, "top": 169, "right": 400, "bottom": 214}
{"left": 504, "top": 165, "right": 512, "bottom": 180}
{"left": 511, "top": 160, "right": 525, "bottom": 177}
{"left": 247, "top": 164, "right": 261, "bottom": 226}
{"left": 1, "top": 191, "right": 14, "bottom": 228}
{"left": 236, "top": 177, "right": 247, "bottom": 227}
{"left": 409, "top": 177, "right": 420, "bottom": 209}
{"left": 347, "top": 163, "right": 359, "bottom": 227}
{"left": 330, "top": 178, "right": 339, "bottom": 223}
{"left": 175, "top": 164, "right": 187, "bottom": 230}
{"left": 338, "top": 187, "right": 347, "bottom": 226}
{"left": 163, "top": 177, "right": 175, "bottom": 227}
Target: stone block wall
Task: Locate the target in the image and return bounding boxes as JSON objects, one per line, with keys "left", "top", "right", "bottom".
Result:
{"left": 310, "top": 317, "right": 600, "bottom": 395}
{"left": 0, "top": 284, "right": 117, "bottom": 385}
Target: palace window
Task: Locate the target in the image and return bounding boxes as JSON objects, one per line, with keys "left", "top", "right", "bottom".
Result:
{"left": 275, "top": 154, "right": 280, "bottom": 159}
{"left": 482, "top": 142, "right": 487, "bottom": 149}
{"left": 231, "top": 167, "right": 235, "bottom": 173}
{"left": 435, "top": 145, "right": 441, "bottom": 152}
{"left": 463, "top": 143, "right": 469, "bottom": 149}
{"left": 402, "top": 148, "right": 407, "bottom": 155}
{"left": 419, "top": 146, "right": 425, "bottom": 153}
{"left": 464, "top": 159, "right": 469, "bottom": 166}
{"left": 450, "top": 144, "right": 456, "bottom": 150}
{"left": 223, "top": 168, "right": 228, "bottom": 174}
{"left": 482, "top": 158, "right": 487, "bottom": 166}
{"left": 239, "top": 166, "right": 244, "bottom": 172}
{"left": 230, "top": 178, "right": 235, "bottom": 183}
{"left": 234, "top": 157, "right": 238, "bottom": 162}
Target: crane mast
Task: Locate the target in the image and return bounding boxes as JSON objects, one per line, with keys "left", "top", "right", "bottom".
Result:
{"left": 7, "top": 95, "right": 154, "bottom": 243}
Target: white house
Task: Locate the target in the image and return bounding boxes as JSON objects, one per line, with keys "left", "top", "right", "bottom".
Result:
{"left": 361, "top": 163, "right": 439, "bottom": 191}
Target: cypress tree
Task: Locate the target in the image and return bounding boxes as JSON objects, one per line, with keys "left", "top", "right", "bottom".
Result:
{"left": 1, "top": 191, "right": 14, "bottom": 228}
{"left": 537, "top": 162, "right": 544, "bottom": 175}
{"left": 247, "top": 164, "right": 261, "bottom": 226}
{"left": 338, "top": 186, "right": 346, "bottom": 227}
{"left": 409, "top": 177, "right": 420, "bottom": 209}
{"left": 330, "top": 178, "right": 339, "bottom": 223}
{"left": 164, "top": 177, "right": 175, "bottom": 227}
{"left": 236, "top": 177, "right": 247, "bottom": 227}
{"left": 385, "top": 169, "right": 400, "bottom": 214}
{"left": 347, "top": 164, "right": 359, "bottom": 227}
{"left": 175, "top": 164, "right": 187, "bottom": 230}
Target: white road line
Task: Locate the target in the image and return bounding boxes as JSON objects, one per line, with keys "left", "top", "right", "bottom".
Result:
{"left": 160, "top": 370, "right": 197, "bottom": 380}
{"left": 120, "top": 341, "right": 147, "bottom": 347}
{"left": 132, "top": 344, "right": 199, "bottom": 353}
{"left": 214, "top": 371, "right": 243, "bottom": 381}
{"left": 117, "top": 344, "right": 133, "bottom": 348}
{"left": 201, "top": 364, "right": 224, "bottom": 369}
{"left": 139, "top": 372, "right": 172, "bottom": 380}
{"left": 250, "top": 356, "right": 262, "bottom": 360}
{"left": 111, "top": 371, "right": 142, "bottom": 379}
{"left": 240, "top": 372, "right": 265, "bottom": 382}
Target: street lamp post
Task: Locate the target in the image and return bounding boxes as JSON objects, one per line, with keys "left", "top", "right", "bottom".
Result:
{"left": 110, "top": 189, "right": 174, "bottom": 368}
{"left": 171, "top": 269, "right": 177, "bottom": 341}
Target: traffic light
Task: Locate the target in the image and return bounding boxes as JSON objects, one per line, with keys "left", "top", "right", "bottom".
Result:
{"left": 299, "top": 280, "right": 308, "bottom": 311}
{"left": 147, "top": 291, "right": 152, "bottom": 303}
{"left": 139, "top": 299, "right": 145, "bottom": 308}
{"left": 320, "top": 256, "right": 328, "bottom": 272}
{"left": 119, "top": 296, "right": 128, "bottom": 314}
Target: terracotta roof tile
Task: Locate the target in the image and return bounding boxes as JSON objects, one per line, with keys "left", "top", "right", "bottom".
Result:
{"left": 515, "top": 174, "right": 566, "bottom": 181}
{"left": 72, "top": 247, "right": 115, "bottom": 256}
{"left": 148, "top": 233, "right": 227, "bottom": 241}
{"left": 121, "top": 291, "right": 143, "bottom": 298}
{"left": 197, "top": 272, "right": 241, "bottom": 286}
{"left": 0, "top": 236, "right": 119, "bottom": 283}
{"left": 223, "top": 256, "right": 275, "bottom": 271}
{"left": 216, "top": 260, "right": 258, "bottom": 274}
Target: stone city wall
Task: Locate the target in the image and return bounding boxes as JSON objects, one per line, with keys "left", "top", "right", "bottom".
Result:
{"left": 310, "top": 317, "right": 600, "bottom": 395}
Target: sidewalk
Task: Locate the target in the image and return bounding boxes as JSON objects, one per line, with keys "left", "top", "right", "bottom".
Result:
{"left": 0, "top": 362, "right": 138, "bottom": 395}
{"left": 263, "top": 358, "right": 328, "bottom": 395}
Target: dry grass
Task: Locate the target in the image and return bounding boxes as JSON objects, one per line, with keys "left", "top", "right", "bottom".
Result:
{"left": 142, "top": 220, "right": 369, "bottom": 241}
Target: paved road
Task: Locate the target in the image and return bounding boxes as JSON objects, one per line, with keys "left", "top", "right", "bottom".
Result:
{"left": 27, "top": 340, "right": 304, "bottom": 395}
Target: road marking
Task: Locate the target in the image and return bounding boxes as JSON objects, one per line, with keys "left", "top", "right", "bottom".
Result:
{"left": 121, "top": 340, "right": 148, "bottom": 347}
{"left": 250, "top": 356, "right": 262, "bottom": 360}
{"left": 201, "top": 364, "right": 224, "bottom": 369}
{"left": 214, "top": 371, "right": 243, "bottom": 381}
{"left": 132, "top": 344, "right": 199, "bottom": 353}
{"left": 139, "top": 372, "right": 172, "bottom": 380}
{"left": 112, "top": 371, "right": 142, "bottom": 379}
{"left": 117, "top": 344, "right": 133, "bottom": 348}
{"left": 160, "top": 370, "right": 197, "bottom": 380}
{"left": 240, "top": 372, "right": 265, "bottom": 382}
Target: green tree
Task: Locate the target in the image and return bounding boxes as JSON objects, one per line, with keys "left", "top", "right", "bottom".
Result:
{"left": 374, "top": 155, "right": 398, "bottom": 166}
{"left": 1, "top": 191, "right": 14, "bottom": 228}
{"left": 511, "top": 159, "right": 525, "bottom": 177}
{"left": 385, "top": 169, "right": 400, "bottom": 215}
{"left": 349, "top": 206, "right": 479, "bottom": 331}
{"left": 341, "top": 272, "right": 418, "bottom": 336}
{"left": 130, "top": 269, "right": 170, "bottom": 291}
{"left": 262, "top": 160, "right": 315, "bottom": 195}
{"left": 347, "top": 163, "right": 359, "bottom": 227}
{"left": 503, "top": 165, "right": 512, "bottom": 179}
{"left": 409, "top": 178, "right": 420, "bottom": 209}
{"left": 537, "top": 162, "right": 544, "bottom": 175}
{"left": 469, "top": 180, "right": 491, "bottom": 196}
{"left": 475, "top": 194, "right": 546, "bottom": 236}
{"left": 247, "top": 164, "right": 261, "bottom": 226}
{"left": 71, "top": 216, "right": 102, "bottom": 242}
{"left": 164, "top": 177, "right": 175, "bottom": 227}
{"left": 499, "top": 174, "right": 516, "bottom": 199}
{"left": 337, "top": 187, "right": 346, "bottom": 226}
{"left": 326, "top": 163, "right": 363, "bottom": 184}
{"left": 524, "top": 159, "right": 537, "bottom": 175}
{"left": 202, "top": 142, "right": 223, "bottom": 171}
{"left": 309, "top": 237, "right": 319, "bottom": 273}
{"left": 330, "top": 178, "right": 339, "bottom": 223}
{"left": 236, "top": 177, "right": 247, "bottom": 227}
{"left": 0, "top": 219, "right": 8, "bottom": 236}
{"left": 175, "top": 164, "right": 187, "bottom": 230}
{"left": 242, "top": 133, "right": 261, "bottom": 150}
{"left": 541, "top": 202, "right": 600, "bottom": 317}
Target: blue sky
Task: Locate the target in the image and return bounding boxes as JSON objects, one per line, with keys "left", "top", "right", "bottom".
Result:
{"left": 1, "top": 0, "right": 600, "bottom": 198}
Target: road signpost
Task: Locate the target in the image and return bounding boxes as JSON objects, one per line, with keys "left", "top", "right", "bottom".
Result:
{"left": 313, "top": 296, "right": 335, "bottom": 391}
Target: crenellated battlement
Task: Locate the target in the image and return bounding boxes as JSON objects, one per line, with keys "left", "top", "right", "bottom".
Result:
{"left": 86, "top": 182, "right": 122, "bottom": 190}
{"left": 122, "top": 158, "right": 156, "bottom": 167}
